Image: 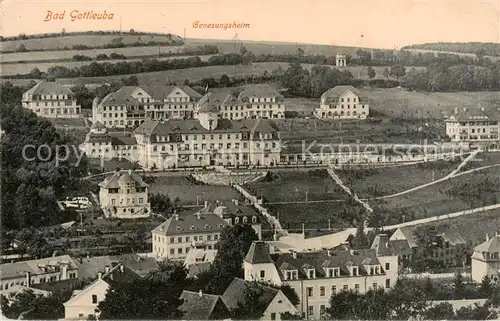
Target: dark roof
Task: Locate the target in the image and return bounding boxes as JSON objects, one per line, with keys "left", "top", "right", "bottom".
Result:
{"left": 207, "top": 201, "right": 261, "bottom": 220}
{"left": 98, "top": 170, "right": 149, "bottom": 189}
{"left": 100, "top": 86, "right": 142, "bottom": 107}
{"left": 238, "top": 85, "right": 282, "bottom": 100}
{"left": 143, "top": 85, "right": 202, "bottom": 101}
{"left": 152, "top": 211, "right": 228, "bottom": 236}
{"left": 108, "top": 254, "right": 159, "bottom": 278}
{"left": 86, "top": 133, "right": 112, "bottom": 144}
{"left": 197, "top": 92, "right": 244, "bottom": 113}
{"left": 1, "top": 255, "right": 78, "bottom": 280}
{"left": 320, "top": 85, "right": 368, "bottom": 103}
{"left": 76, "top": 254, "right": 158, "bottom": 279}
{"left": 446, "top": 107, "right": 500, "bottom": 122}
{"left": 245, "top": 241, "right": 274, "bottom": 264}
{"left": 221, "top": 278, "right": 278, "bottom": 313}
{"left": 110, "top": 134, "right": 137, "bottom": 145}
{"left": 179, "top": 290, "right": 224, "bottom": 320}
{"left": 90, "top": 121, "right": 106, "bottom": 130}
{"left": 30, "top": 278, "right": 83, "bottom": 293}
{"left": 23, "top": 81, "right": 73, "bottom": 96}
{"left": 475, "top": 235, "right": 500, "bottom": 253}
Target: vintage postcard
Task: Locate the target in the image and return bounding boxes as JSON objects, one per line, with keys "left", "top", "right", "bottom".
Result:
{"left": 1, "top": 0, "right": 500, "bottom": 320}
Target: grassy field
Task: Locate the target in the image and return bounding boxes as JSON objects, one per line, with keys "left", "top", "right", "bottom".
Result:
{"left": 336, "top": 160, "right": 462, "bottom": 198}
{"left": 460, "top": 151, "right": 500, "bottom": 171}
{"left": 149, "top": 176, "right": 241, "bottom": 205}
{"left": 1, "top": 34, "right": 182, "bottom": 52}
{"left": 370, "top": 166, "right": 500, "bottom": 226}
{"left": 1, "top": 55, "right": 213, "bottom": 76}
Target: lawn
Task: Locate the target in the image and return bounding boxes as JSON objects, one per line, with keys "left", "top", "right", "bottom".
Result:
{"left": 88, "top": 158, "right": 140, "bottom": 172}
{"left": 149, "top": 176, "right": 241, "bottom": 205}
{"left": 460, "top": 151, "right": 500, "bottom": 171}
{"left": 370, "top": 166, "right": 500, "bottom": 226}
{"left": 336, "top": 160, "right": 462, "bottom": 198}
{"left": 1, "top": 34, "right": 183, "bottom": 53}
{"left": 49, "top": 117, "right": 86, "bottom": 128}
{"left": 245, "top": 169, "right": 349, "bottom": 203}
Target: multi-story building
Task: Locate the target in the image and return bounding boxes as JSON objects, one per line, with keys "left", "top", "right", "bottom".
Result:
{"left": 0, "top": 255, "right": 79, "bottom": 291}
{"left": 471, "top": 233, "right": 500, "bottom": 283}
{"left": 445, "top": 107, "right": 500, "bottom": 149}
{"left": 237, "top": 85, "right": 286, "bottom": 119}
{"left": 21, "top": 81, "right": 81, "bottom": 118}
{"left": 92, "top": 85, "right": 202, "bottom": 128}
{"left": 195, "top": 92, "right": 246, "bottom": 120}
{"left": 314, "top": 85, "right": 369, "bottom": 120}
{"left": 98, "top": 169, "right": 151, "bottom": 219}
{"left": 82, "top": 107, "right": 282, "bottom": 169}
{"left": 243, "top": 241, "right": 398, "bottom": 320}
{"left": 152, "top": 208, "right": 229, "bottom": 260}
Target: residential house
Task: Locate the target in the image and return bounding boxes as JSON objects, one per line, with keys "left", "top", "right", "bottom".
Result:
{"left": 243, "top": 241, "right": 398, "bottom": 320}
{"left": 237, "top": 85, "right": 286, "bottom": 119}
{"left": 63, "top": 263, "right": 140, "bottom": 320}
{"left": 75, "top": 254, "right": 159, "bottom": 279}
{"left": 471, "top": 233, "right": 500, "bottom": 283}
{"left": 0, "top": 255, "right": 78, "bottom": 291}
{"left": 151, "top": 208, "right": 229, "bottom": 260}
{"left": 222, "top": 277, "right": 298, "bottom": 321}
{"left": 179, "top": 290, "right": 231, "bottom": 320}
{"left": 445, "top": 106, "right": 500, "bottom": 149}
{"left": 183, "top": 247, "right": 218, "bottom": 278}
{"left": 98, "top": 169, "right": 151, "bottom": 219}
{"left": 314, "top": 85, "right": 369, "bottom": 120}
{"left": 21, "top": 81, "right": 81, "bottom": 118}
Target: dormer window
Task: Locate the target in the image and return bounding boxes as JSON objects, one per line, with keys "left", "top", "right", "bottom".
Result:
{"left": 252, "top": 216, "right": 257, "bottom": 223}
{"left": 283, "top": 270, "right": 298, "bottom": 280}
{"left": 190, "top": 225, "right": 197, "bottom": 230}
{"left": 351, "top": 266, "right": 358, "bottom": 276}
{"left": 327, "top": 267, "right": 340, "bottom": 278}
{"left": 308, "top": 269, "right": 316, "bottom": 279}
{"left": 235, "top": 217, "right": 239, "bottom": 224}
{"left": 243, "top": 217, "right": 248, "bottom": 224}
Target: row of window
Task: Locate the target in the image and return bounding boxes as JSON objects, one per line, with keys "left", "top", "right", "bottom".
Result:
{"left": 28, "top": 94, "right": 72, "bottom": 100}
{"left": 458, "top": 122, "right": 499, "bottom": 126}
{"left": 34, "top": 101, "right": 74, "bottom": 107}
{"left": 305, "top": 279, "right": 392, "bottom": 298}
{"left": 37, "top": 108, "right": 79, "bottom": 114}
{"left": 0, "top": 272, "right": 77, "bottom": 290}
{"left": 327, "top": 104, "right": 367, "bottom": 109}
{"left": 154, "top": 234, "right": 220, "bottom": 244}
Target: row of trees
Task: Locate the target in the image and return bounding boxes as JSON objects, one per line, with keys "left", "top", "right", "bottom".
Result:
{"left": 402, "top": 42, "right": 500, "bottom": 57}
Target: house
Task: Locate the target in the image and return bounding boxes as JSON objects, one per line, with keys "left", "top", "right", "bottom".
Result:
{"left": 237, "top": 85, "right": 286, "bottom": 119}
{"left": 445, "top": 106, "right": 500, "bottom": 149}
{"left": 195, "top": 92, "right": 246, "bottom": 120}
{"left": 91, "top": 85, "right": 203, "bottom": 128}
{"left": 98, "top": 169, "right": 151, "bottom": 219}
{"left": 243, "top": 241, "right": 398, "bottom": 320}
{"left": 471, "top": 233, "right": 500, "bottom": 283}
{"left": 314, "top": 85, "right": 369, "bottom": 120}
{"left": 75, "top": 254, "right": 159, "bottom": 279}
{"left": 179, "top": 290, "right": 231, "bottom": 320}
{"left": 222, "top": 277, "right": 298, "bottom": 321}
{"left": 183, "top": 247, "right": 218, "bottom": 277}
{"left": 21, "top": 81, "right": 81, "bottom": 118}
{"left": 63, "top": 263, "right": 141, "bottom": 320}
{"left": 0, "top": 255, "right": 79, "bottom": 291}
{"left": 152, "top": 208, "right": 229, "bottom": 260}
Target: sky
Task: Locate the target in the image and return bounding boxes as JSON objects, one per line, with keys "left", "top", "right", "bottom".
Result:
{"left": 1, "top": 0, "right": 500, "bottom": 49}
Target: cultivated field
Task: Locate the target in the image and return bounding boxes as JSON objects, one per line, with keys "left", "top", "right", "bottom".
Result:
{"left": 0, "top": 34, "right": 182, "bottom": 52}
{"left": 149, "top": 176, "right": 241, "bottom": 205}
{"left": 370, "top": 166, "right": 500, "bottom": 226}
{"left": 1, "top": 55, "right": 214, "bottom": 76}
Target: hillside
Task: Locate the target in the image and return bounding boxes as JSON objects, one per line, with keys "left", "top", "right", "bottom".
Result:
{"left": 402, "top": 42, "right": 500, "bottom": 57}
{"left": 0, "top": 31, "right": 184, "bottom": 52}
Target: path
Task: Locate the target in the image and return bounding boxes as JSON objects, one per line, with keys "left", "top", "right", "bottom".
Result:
{"left": 327, "top": 168, "right": 373, "bottom": 214}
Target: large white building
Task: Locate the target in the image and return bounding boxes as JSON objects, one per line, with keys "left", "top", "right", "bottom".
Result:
{"left": 98, "top": 169, "right": 151, "bottom": 219}
{"left": 92, "top": 85, "right": 203, "bottom": 128}
{"left": 21, "top": 81, "right": 81, "bottom": 118}
{"left": 195, "top": 85, "right": 286, "bottom": 120}
{"left": 243, "top": 241, "right": 398, "bottom": 320}
{"left": 445, "top": 107, "right": 500, "bottom": 149}
{"left": 314, "top": 85, "right": 369, "bottom": 120}
{"left": 471, "top": 233, "right": 500, "bottom": 283}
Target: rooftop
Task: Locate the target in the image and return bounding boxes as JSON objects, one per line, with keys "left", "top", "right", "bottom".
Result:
{"left": 320, "top": 85, "right": 369, "bottom": 103}
{"left": 221, "top": 277, "right": 279, "bottom": 314}
{"left": 179, "top": 290, "right": 225, "bottom": 320}
{"left": 23, "top": 81, "right": 73, "bottom": 97}
{"left": 1, "top": 255, "right": 78, "bottom": 280}
{"left": 474, "top": 235, "right": 500, "bottom": 253}
{"left": 152, "top": 211, "right": 228, "bottom": 236}
{"left": 245, "top": 241, "right": 274, "bottom": 264}
{"left": 238, "top": 84, "right": 282, "bottom": 100}
{"left": 98, "top": 169, "right": 149, "bottom": 189}
{"left": 446, "top": 107, "right": 500, "bottom": 122}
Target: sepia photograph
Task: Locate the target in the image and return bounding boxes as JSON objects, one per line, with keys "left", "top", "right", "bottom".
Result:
{"left": 1, "top": 0, "right": 500, "bottom": 319}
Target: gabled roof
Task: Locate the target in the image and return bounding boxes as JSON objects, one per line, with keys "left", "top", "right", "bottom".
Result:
{"left": 143, "top": 85, "right": 202, "bottom": 101}
{"left": 207, "top": 201, "right": 261, "bottom": 219}
{"left": 75, "top": 254, "right": 159, "bottom": 279}
{"left": 179, "top": 290, "right": 225, "bottom": 320}
{"left": 474, "top": 235, "right": 500, "bottom": 253}
{"left": 238, "top": 84, "right": 282, "bottom": 100}
{"left": 320, "top": 85, "right": 368, "bottom": 103}
{"left": 245, "top": 241, "right": 274, "bottom": 264}
{"left": 1, "top": 255, "right": 78, "bottom": 280}
{"left": 90, "top": 121, "right": 106, "bottom": 130}
{"left": 221, "top": 277, "right": 278, "bottom": 313}
{"left": 99, "top": 86, "right": 142, "bottom": 107}
{"left": 152, "top": 211, "right": 228, "bottom": 236}
{"left": 98, "top": 170, "right": 148, "bottom": 189}
{"left": 23, "top": 81, "right": 73, "bottom": 96}
{"left": 446, "top": 107, "right": 500, "bottom": 122}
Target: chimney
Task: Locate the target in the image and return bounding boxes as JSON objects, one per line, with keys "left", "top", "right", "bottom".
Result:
{"left": 454, "top": 107, "right": 458, "bottom": 114}
{"left": 462, "top": 107, "right": 467, "bottom": 112}
{"left": 204, "top": 200, "right": 208, "bottom": 208}
{"left": 105, "top": 266, "right": 110, "bottom": 273}
{"left": 128, "top": 169, "right": 133, "bottom": 175}
{"left": 120, "top": 265, "right": 124, "bottom": 273}
{"left": 98, "top": 272, "right": 102, "bottom": 279}
{"left": 327, "top": 249, "right": 331, "bottom": 257}
{"left": 196, "top": 212, "right": 201, "bottom": 220}
{"left": 26, "top": 271, "right": 31, "bottom": 288}
{"left": 233, "top": 199, "right": 239, "bottom": 206}
{"left": 198, "top": 289, "right": 203, "bottom": 297}
{"left": 486, "top": 233, "right": 489, "bottom": 241}
{"left": 481, "top": 107, "right": 485, "bottom": 112}
{"left": 291, "top": 250, "right": 297, "bottom": 259}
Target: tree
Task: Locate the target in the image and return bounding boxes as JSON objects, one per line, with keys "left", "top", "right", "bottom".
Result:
{"left": 17, "top": 44, "right": 27, "bottom": 52}
{"left": 389, "top": 64, "right": 407, "bottom": 78}
{"left": 121, "top": 75, "right": 139, "bottom": 86}
{"left": 279, "top": 284, "right": 300, "bottom": 306}
{"left": 230, "top": 281, "right": 269, "bottom": 320}
{"left": 424, "top": 302, "right": 455, "bottom": 320}
{"left": 219, "top": 74, "right": 230, "bottom": 87}
{"left": 383, "top": 67, "right": 390, "bottom": 80}
{"left": 454, "top": 272, "right": 465, "bottom": 298}
{"left": 367, "top": 66, "right": 376, "bottom": 79}
{"left": 173, "top": 197, "right": 182, "bottom": 211}
{"left": 149, "top": 193, "right": 172, "bottom": 214}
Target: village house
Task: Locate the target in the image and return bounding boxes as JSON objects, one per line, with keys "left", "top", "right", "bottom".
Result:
{"left": 98, "top": 169, "right": 151, "bottom": 219}
{"left": 179, "top": 290, "right": 231, "bottom": 320}
{"left": 21, "top": 81, "right": 81, "bottom": 118}
{"left": 314, "top": 85, "right": 369, "bottom": 120}
{"left": 92, "top": 85, "right": 202, "bottom": 128}
{"left": 75, "top": 254, "right": 159, "bottom": 280}
{"left": 243, "top": 241, "right": 398, "bottom": 320}
{"left": 445, "top": 106, "right": 500, "bottom": 149}
{"left": 0, "top": 255, "right": 79, "bottom": 292}
{"left": 471, "top": 233, "right": 500, "bottom": 283}
{"left": 151, "top": 207, "right": 229, "bottom": 261}
{"left": 222, "top": 277, "right": 298, "bottom": 321}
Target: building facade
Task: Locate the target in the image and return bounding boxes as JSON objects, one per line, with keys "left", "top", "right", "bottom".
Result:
{"left": 243, "top": 242, "right": 398, "bottom": 320}
{"left": 336, "top": 54, "right": 347, "bottom": 67}
{"left": 21, "top": 81, "right": 81, "bottom": 118}
{"left": 445, "top": 107, "right": 500, "bottom": 149}
{"left": 207, "top": 199, "right": 263, "bottom": 240}
{"left": 98, "top": 169, "right": 151, "bottom": 219}
{"left": 314, "top": 85, "right": 369, "bottom": 120}
{"left": 471, "top": 234, "right": 500, "bottom": 283}
{"left": 92, "top": 85, "right": 202, "bottom": 128}
{"left": 152, "top": 208, "right": 229, "bottom": 261}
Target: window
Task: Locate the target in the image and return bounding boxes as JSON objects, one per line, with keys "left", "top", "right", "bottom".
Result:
{"left": 271, "top": 313, "right": 276, "bottom": 320}
{"left": 308, "top": 306, "right": 314, "bottom": 316}
{"left": 320, "top": 305, "right": 326, "bottom": 316}
{"left": 385, "top": 262, "right": 390, "bottom": 270}
{"left": 386, "top": 279, "right": 391, "bottom": 288}
{"left": 307, "top": 287, "right": 313, "bottom": 297}
{"left": 320, "top": 286, "right": 325, "bottom": 296}
{"left": 170, "top": 237, "right": 175, "bottom": 243}
{"left": 343, "top": 285, "right": 348, "bottom": 291}
{"left": 352, "top": 266, "right": 358, "bottom": 276}
{"left": 260, "top": 270, "right": 265, "bottom": 278}
{"left": 178, "top": 248, "right": 183, "bottom": 254}
{"left": 92, "top": 294, "right": 98, "bottom": 304}
{"left": 170, "top": 249, "right": 175, "bottom": 255}
{"left": 178, "top": 237, "right": 182, "bottom": 243}
{"left": 331, "top": 285, "right": 337, "bottom": 295}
